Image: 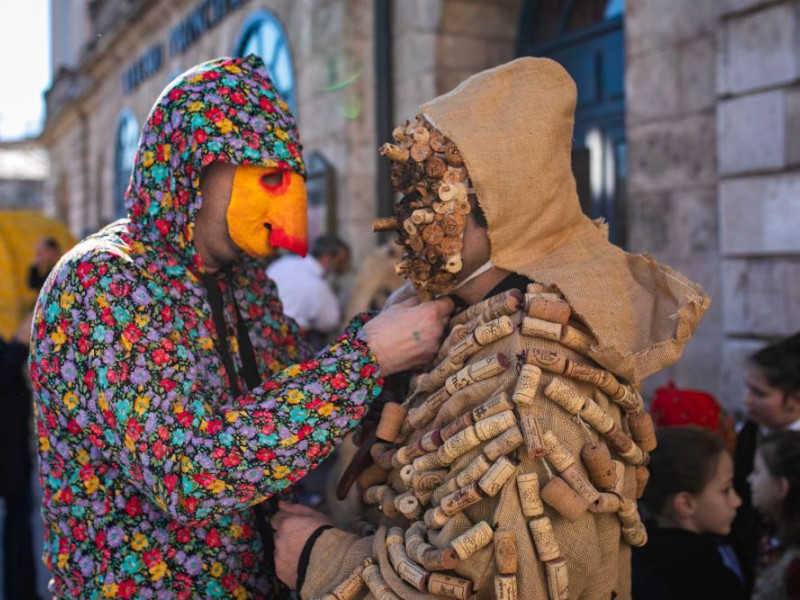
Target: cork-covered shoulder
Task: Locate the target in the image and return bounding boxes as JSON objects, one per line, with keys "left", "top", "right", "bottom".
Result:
{"left": 322, "top": 286, "right": 656, "bottom": 600}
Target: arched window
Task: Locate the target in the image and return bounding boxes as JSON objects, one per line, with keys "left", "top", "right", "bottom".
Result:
{"left": 114, "top": 109, "right": 139, "bottom": 220}
{"left": 234, "top": 11, "right": 296, "bottom": 111}
{"left": 518, "top": 0, "right": 626, "bottom": 245}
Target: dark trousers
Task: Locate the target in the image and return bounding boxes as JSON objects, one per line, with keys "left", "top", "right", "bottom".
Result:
{"left": 2, "top": 489, "right": 38, "bottom": 600}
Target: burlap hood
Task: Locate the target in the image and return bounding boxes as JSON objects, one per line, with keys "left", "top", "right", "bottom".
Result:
{"left": 422, "top": 57, "right": 710, "bottom": 384}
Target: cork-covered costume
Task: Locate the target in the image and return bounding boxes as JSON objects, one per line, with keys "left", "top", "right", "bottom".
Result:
{"left": 300, "top": 58, "right": 710, "bottom": 599}
{"left": 29, "top": 55, "right": 383, "bottom": 599}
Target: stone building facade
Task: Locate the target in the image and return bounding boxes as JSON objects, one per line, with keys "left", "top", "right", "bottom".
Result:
{"left": 0, "top": 141, "right": 48, "bottom": 210}
{"left": 43, "top": 0, "right": 800, "bottom": 412}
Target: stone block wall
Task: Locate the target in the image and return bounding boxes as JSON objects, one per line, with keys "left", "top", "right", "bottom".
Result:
{"left": 625, "top": 0, "right": 725, "bottom": 407}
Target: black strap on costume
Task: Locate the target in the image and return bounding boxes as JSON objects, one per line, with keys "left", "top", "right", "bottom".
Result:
{"left": 204, "top": 272, "right": 284, "bottom": 595}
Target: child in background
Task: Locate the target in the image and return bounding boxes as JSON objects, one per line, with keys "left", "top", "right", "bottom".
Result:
{"left": 732, "top": 332, "right": 800, "bottom": 591}
{"left": 748, "top": 431, "right": 800, "bottom": 599}
{"left": 632, "top": 426, "right": 745, "bottom": 600}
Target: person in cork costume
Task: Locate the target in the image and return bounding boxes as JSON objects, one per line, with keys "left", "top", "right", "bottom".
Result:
{"left": 271, "top": 57, "right": 710, "bottom": 599}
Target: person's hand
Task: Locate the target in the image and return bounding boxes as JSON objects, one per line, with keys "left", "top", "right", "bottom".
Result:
{"left": 363, "top": 296, "right": 454, "bottom": 376}
{"left": 271, "top": 501, "right": 334, "bottom": 590}
{"left": 382, "top": 281, "right": 419, "bottom": 310}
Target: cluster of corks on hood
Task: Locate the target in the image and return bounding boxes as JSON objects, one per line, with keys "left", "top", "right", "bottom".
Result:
{"left": 374, "top": 115, "right": 472, "bottom": 299}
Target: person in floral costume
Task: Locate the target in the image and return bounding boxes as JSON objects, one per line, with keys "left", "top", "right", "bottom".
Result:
{"left": 29, "top": 55, "right": 451, "bottom": 599}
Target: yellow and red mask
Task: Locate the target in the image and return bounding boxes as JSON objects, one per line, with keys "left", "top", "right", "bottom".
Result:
{"left": 227, "top": 165, "right": 308, "bottom": 258}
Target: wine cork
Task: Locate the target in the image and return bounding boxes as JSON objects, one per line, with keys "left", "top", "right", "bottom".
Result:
{"left": 526, "top": 283, "right": 556, "bottom": 295}
{"left": 436, "top": 324, "right": 470, "bottom": 364}
{"left": 418, "top": 429, "right": 444, "bottom": 452}
{"left": 427, "top": 573, "right": 473, "bottom": 600}
{"left": 579, "top": 398, "right": 615, "bottom": 434}
{"left": 455, "top": 454, "right": 492, "bottom": 488}
{"left": 448, "top": 334, "right": 481, "bottom": 365}
{"left": 627, "top": 411, "right": 657, "bottom": 453}
{"left": 559, "top": 463, "right": 601, "bottom": 505}
{"left": 372, "top": 216, "right": 399, "bottom": 231}
{"left": 371, "top": 444, "right": 397, "bottom": 471}
{"left": 413, "top": 451, "right": 444, "bottom": 473}
{"left": 420, "top": 356, "right": 464, "bottom": 395}
{"left": 622, "top": 521, "right": 648, "bottom": 547}
{"left": 445, "top": 353, "right": 509, "bottom": 395}
{"left": 493, "top": 531, "right": 518, "bottom": 575}
{"left": 617, "top": 440, "right": 645, "bottom": 466}
{"left": 618, "top": 497, "right": 640, "bottom": 528}
{"left": 392, "top": 445, "right": 414, "bottom": 469}
{"left": 494, "top": 574, "right": 518, "bottom": 600}
{"left": 525, "top": 294, "right": 571, "bottom": 325}
{"left": 581, "top": 443, "right": 615, "bottom": 490}
{"left": 484, "top": 425, "right": 524, "bottom": 461}
{"left": 440, "top": 411, "right": 474, "bottom": 441}
{"left": 589, "top": 491, "right": 621, "bottom": 513}
{"left": 408, "top": 385, "right": 451, "bottom": 429}
{"left": 415, "top": 488, "right": 433, "bottom": 506}
{"left": 356, "top": 463, "right": 389, "bottom": 491}
{"left": 518, "top": 408, "right": 546, "bottom": 458}
{"left": 511, "top": 364, "right": 542, "bottom": 407}
{"left": 441, "top": 483, "right": 484, "bottom": 517}
{"left": 529, "top": 516, "right": 560, "bottom": 562}
{"left": 542, "top": 430, "right": 576, "bottom": 473}
{"left": 521, "top": 316, "right": 562, "bottom": 341}
{"left": 385, "top": 527, "right": 405, "bottom": 547}
{"left": 424, "top": 506, "right": 450, "bottom": 529}
{"left": 413, "top": 469, "right": 448, "bottom": 493}
{"left": 611, "top": 460, "right": 626, "bottom": 498}
{"left": 454, "top": 289, "right": 518, "bottom": 327}
{"left": 635, "top": 466, "right": 650, "bottom": 499}
{"left": 386, "top": 542, "right": 429, "bottom": 591}
{"left": 546, "top": 556, "right": 570, "bottom": 600}
{"left": 474, "top": 410, "right": 516, "bottom": 441}
{"left": 603, "top": 422, "right": 633, "bottom": 454}
{"left": 541, "top": 475, "right": 589, "bottom": 522}
{"left": 560, "top": 325, "right": 595, "bottom": 354}
{"left": 474, "top": 315, "right": 515, "bottom": 346}
{"left": 329, "top": 564, "right": 366, "bottom": 600}
{"left": 433, "top": 476, "right": 460, "bottom": 504}
{"left": 478, "top": 456, "right": 517, "bottom": 496}
{"left": 473, "top": 391, "right": 515, "bottom": 421}
{"left": 544, "top": 377, "right": 586, "bottom": 415}
{"left": 376, "top": 402, "right": 407, "bottom": 443}
{"left": 562, "top": 360, "right": 604, "bottom": 387}
{"left": 362, "top": 563, "right": 401, "bottom": 600}
{"left": 616, "top": 386, "right": 644, "bottom": 413}
{"left": 516, "top": 472, "right": 544, "bottom": 517}
{"left": 363, "top": 484, "right": 391, "bottom": 505}
{"left": 400, "top": 464, "right": 416, "bottom": 487}
{"left": 526, "top": 347, "right": 568, "bottom": 375}
{"left": 398, "top": 494, "right": 422, "bottom": 519}
{"left": 380, "top": 490, "right": 398, "bottom": 518}
{"left": 439, "top": 426, "right": 481, "bottom": 465}
{"left": 451, "top": 521, "right": 493, "bottom": 560}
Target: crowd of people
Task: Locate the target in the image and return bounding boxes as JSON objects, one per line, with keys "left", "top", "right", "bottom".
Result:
{"left": 1, "top": 53, "right": 798, "bottom": 599}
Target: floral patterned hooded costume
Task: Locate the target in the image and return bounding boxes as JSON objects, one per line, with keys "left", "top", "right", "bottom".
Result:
{"left": 29, "top": 55, "right": 382, "bottom": 599}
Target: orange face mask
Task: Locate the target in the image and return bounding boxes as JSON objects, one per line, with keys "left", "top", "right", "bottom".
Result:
{"left": 227, "top": 165, "right": 308, "bottom": 258}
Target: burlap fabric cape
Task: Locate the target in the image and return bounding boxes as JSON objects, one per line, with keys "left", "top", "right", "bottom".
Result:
{"left": 301, "top": 57, "right": 710, "bottom": 599}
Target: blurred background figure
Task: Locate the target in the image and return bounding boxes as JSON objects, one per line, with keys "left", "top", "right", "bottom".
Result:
{"left": 267, "top": 233, "right": 350, "bottom": 351}
{"left": 747, "top": 431, "right": 800, "bottom": 600}
{"left": 27, "top": 236, "right": 60, "bottom": 291}
{"left": 633, "top": 426, "right": 745, "bottom": 600}
{"left": 0, "top": 312, "right": 39, "bottom": 600}
{"left": 731, "top": 332, "right": 800, "bottom": 593}
{"left": 343, "top": 241, "right": 405, "bottom": 322}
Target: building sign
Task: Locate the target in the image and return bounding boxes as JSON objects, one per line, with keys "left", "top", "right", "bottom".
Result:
{"left": 122, "top": 0, "right": 250, "bottom": 95}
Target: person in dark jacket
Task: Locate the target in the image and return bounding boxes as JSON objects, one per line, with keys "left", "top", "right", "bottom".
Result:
{"left": 0, "top": 313, "right": 39, "bottom": 599}
{"left": 633, "top": 426, "right": 745, "bottom": 600}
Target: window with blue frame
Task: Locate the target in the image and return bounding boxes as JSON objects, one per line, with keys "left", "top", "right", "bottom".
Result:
{"left": 114, "top": 109, "right": 140, "bottom": 220}
{"left": 234, "top": 11, "right": 296, "bottom": 112}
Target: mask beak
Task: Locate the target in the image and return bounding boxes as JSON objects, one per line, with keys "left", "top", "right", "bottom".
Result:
{"left": 228, "top": 166, "right": 308, "bottom": 258}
